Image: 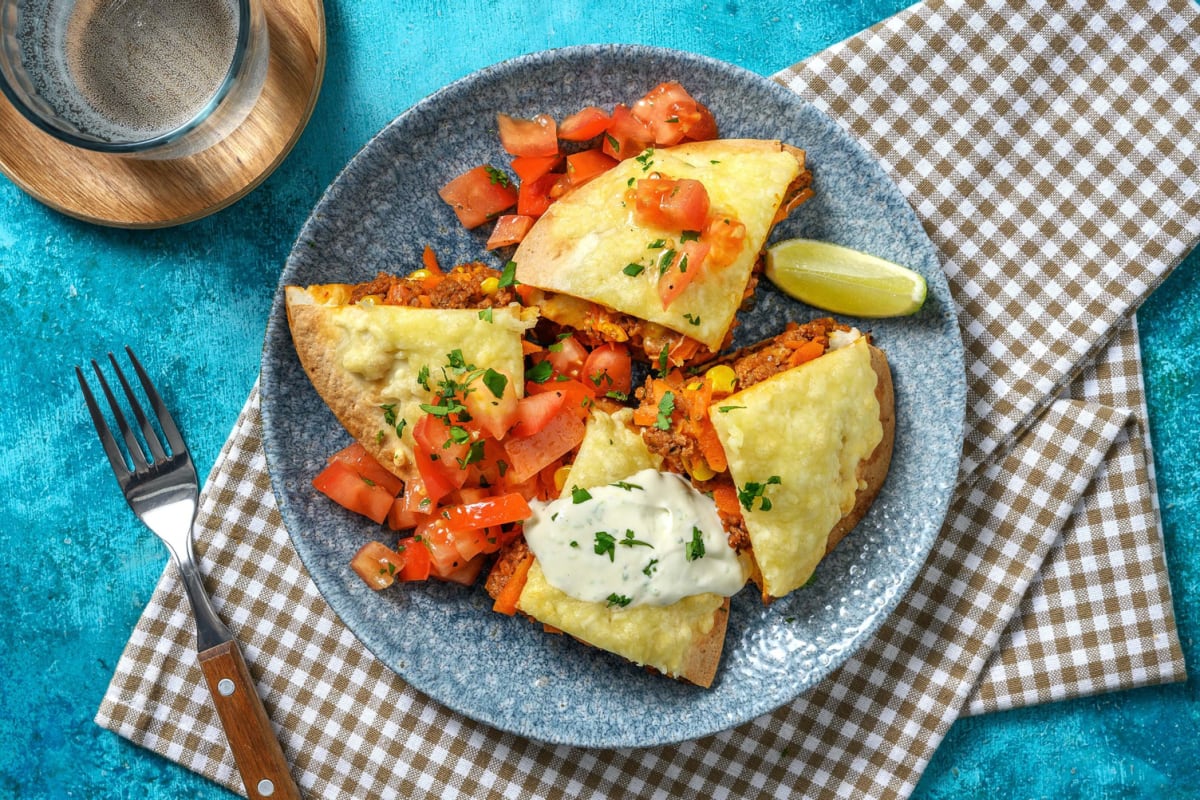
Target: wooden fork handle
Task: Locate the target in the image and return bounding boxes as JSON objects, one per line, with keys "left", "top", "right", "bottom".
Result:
{"left": 197, "top": 639, "right": 303, "bottom": 799}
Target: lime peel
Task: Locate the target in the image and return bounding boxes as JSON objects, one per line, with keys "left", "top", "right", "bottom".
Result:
{"left": 765, "top": 238, "right": 927, "bottom": 318}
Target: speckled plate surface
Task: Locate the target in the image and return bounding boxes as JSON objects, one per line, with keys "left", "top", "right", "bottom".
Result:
{"left": 260, "top": 45, "right": 965, "bottom": 748}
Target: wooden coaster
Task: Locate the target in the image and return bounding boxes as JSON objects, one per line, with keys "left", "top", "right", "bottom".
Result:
{"left": 0, "top": 0, "right": 325, "bottom": 228}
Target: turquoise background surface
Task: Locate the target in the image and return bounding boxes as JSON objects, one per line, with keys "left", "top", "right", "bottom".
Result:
{"left": 1, "top": 0, "right": 1196, "bottom": 797}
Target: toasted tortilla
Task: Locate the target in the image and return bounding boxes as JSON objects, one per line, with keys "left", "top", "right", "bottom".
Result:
{"left": 514, "top": 139, "right": 810, "bottom": 351}
{"left": 708, "top": 338, "right": 895, "bottom": 599}
{"left": 285, "top": 285, "right": 535, "bottom": 481}
{"left": 506, "top": 408, "right": 742, "bottom": 688}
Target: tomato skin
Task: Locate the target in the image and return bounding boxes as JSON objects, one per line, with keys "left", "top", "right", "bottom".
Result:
{"left": 441, "top": 492, "right": 532, "bottom": 533}
{"left": 543, "top": 335, "right": 588, "bottom": 380}
{"left": 411, "top": 414, "right": 471, "bottom": 505}
{"left": 631, "top": 81, "right": 704, "bottom": 146}
{"left": 510, "top": 390, "right": 566, "bottom": 438}
{"left": 396, "top": 536, "right": 432, "bottom": 581}
{"left": 326, "top": 442, "right": 403, "bottom": 496}
{"left": 658, "top": 239, "right": 711, "bottom": 309}
{"left": 510, "top": 153, "right": 561, "bottom": 183}
{"left": 485, "top": 214, "right": 536, "bottom": 250}
{"left": 685, "top": 102, "right": 718, "bottom": 141}
{"left": 558, "top": 106, "right": 611, "bottom": 141}
{"left": 563, "top": 148, "right": 618, "bottom": 190}
{"left": 497, "top": 113, "right": 559, "bottom": 157}
{"left": 582, "top": 343, "right": 633, "bottom": 397}
{"left": 704, "top": 214, "right": 747, "bottom": 267}
{"left": 634, "top": 178, "right": 711, "bottom": 231}
{"left": 503, "top": 411, "right": 588, "bottom": 485}
{"left": 312, "top": 461, "right": 396, "bottom": 524}
{"left": 350, "top": 541, "right": 408, "bottom": 590}
{"left": 517, "top": 172, "right": 559, "bottom": 218}
{"left": 603, "top": 103, "right": 653, "bottom": 160}
{"left": 525, "top": 380, "right": 593, "bottom": 421}
{"left": 438, "top": 165, "right": 518, "bottom": 229}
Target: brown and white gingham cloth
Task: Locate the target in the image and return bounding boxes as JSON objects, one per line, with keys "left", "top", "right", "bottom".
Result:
{"left": 97, "top": 1, "right": 1197, "bottom": 797}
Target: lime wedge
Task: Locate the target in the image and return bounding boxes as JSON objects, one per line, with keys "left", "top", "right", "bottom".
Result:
{"left": 765, "top": 238, "right": 927, "bottom": 317}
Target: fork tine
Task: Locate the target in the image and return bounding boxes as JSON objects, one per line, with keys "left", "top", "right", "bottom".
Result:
{"left": 90, "top": 357, "right": 149, "bottom": 472}
{"left": 108, "top": 351, "right": 168, "bottom": 462}
{"left": 125, "top": 346, "right": 188, "bottom": 459}
{"left": 76, "top": 365, "right": 133, "bottom": 480}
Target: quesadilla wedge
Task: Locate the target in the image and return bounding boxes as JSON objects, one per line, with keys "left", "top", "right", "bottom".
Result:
{"left": 514, "top": 139, "right": 813, "bottom": 366}
{"left": 485, "top": 408, "right": 749, "bottom": 688}
{"left": 285, "top": 276, "right": 537, "bottom": 482}
{"left": 634, "top": 319, "right": 894, "bottom": 601}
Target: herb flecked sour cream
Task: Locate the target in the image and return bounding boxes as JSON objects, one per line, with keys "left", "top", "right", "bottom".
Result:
{"left": 523, "top": 467, "right": 746, "bottom": 608}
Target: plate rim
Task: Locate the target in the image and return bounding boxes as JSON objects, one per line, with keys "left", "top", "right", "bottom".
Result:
{"left": 261, "top": 43, "right": 966, "bottom": 748}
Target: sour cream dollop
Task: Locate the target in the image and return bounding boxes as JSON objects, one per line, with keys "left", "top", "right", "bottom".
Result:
{"left": 522, "top": 468, "right": 746, "bottom": 608}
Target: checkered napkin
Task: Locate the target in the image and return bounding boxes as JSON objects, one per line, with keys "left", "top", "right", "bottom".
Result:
{"left": 97, "top": 0, "right": 1198, "bottom": 797}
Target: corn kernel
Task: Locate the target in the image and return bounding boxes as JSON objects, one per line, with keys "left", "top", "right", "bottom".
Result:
{"left": 553, "top": 465, "right": 573, "bottom": 493}
{"left": 685, "top": 455, "right": 717, "bottom": 482}
{"left": 479, "top": 276, "right": 500, "bottom": 294}
{"left": 409, "top": 268, "right": 431, "bottom": 281}
{"left": 705, "top": 364, "right": 738, "bottom": 394}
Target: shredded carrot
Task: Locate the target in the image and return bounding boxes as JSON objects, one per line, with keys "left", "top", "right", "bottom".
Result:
{"left": 492, "top": 551, "right": 535, "bottom": 615}
{"left": 693, "top": 419, "right": 728, "bottom": 474}
{"left": 711, "top": 482, "right": 742, "bottom": 520}
{"left": 421, "top": 244, "right": 442, "bottom": 274}
{"left": 786, "top": 339, "right": 825, "bottom": 367}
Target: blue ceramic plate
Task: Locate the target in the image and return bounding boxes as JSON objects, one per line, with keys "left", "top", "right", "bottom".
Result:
{"left": 261, "top": 45, "right": 965, "bottom": 748}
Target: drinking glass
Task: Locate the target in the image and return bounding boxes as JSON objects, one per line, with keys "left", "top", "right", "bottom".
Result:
{"left": 0, "top": 0, "right": 268, "bottom": 159}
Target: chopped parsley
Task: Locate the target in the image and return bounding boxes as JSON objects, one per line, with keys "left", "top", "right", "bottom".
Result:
{"left": 526, "top": 359, "right": 554, "bottom": 384}
{"left": 655, "top": 391, "right": 676, "bottom": 431}
{"left": 717, "top": 404, "right": 746, "bottom": 413}
{"left": 680, "top": 229, "right": 701, "bottom": 242}
{"left": 605, "top": 133, "right": 620, "bottom": 153}
{"left": 642, "top": 559, "right": 659, "bottom": 577}
{"left": 738, "top": 475, "right": 783, "bottom": 511}
{"left": 635, "top": 148, "right": 655, "bottom": 171}
{"left": 481, "top": 367, "right": 508, "bottom": 399}
{"left": 657, "top": 343, "right": 670, "bottom": 377}
{"left": 484, "top": 165, "right": 510, "bottom": 187}
{"left": 619, "top": 529, "right": 653, "bottom": 549}
{"left": 571, "top": 486, "right": 593, "bottom": 504}
{"left": 647, "top": 238, "right": 666, "bottom": 250}
{"left": 623, "top": 263, "right": 645, "bottom": 277}
{"left": 477, "top": 308, "right": 493, "bottom": 323}
{"left": 685, "top": 527, "right": 706, "bottom": 561}
{"left": 606, "top": 593, "right": 632, "bottom": 608}
{"left": 498, "top": 260, "right": 519, "bottom": 288}
{"left": 594, "top": 530, "right": 616, "bottom": 561}
{"left": 416, "top": 365, "right": 431, "bottom": 390}
{"left": 658, "top": 249, "right": 677, "bottom": 275}
{"left": 683, "top": 313, "right": 701, "bottom": 326}
{"left": 610, "top": 480, "right": 643, "bottom": 491}
{"left": 456, "top": 440, "right": 486, "bottom": 468}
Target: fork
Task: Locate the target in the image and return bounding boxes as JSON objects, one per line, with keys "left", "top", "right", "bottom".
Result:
{"left": 78, "top": 348, "right": 302, "bottom": 800}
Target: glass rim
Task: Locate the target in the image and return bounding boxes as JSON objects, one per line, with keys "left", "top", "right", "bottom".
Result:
{"left": 0, "top": 0, "right": 254, "bottom": 154}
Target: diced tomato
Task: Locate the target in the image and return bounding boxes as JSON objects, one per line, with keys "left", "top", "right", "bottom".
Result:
{"left": 486, "top": 214, "right": 536, "bottom": 250}
{"left": 411, "top": 414, "right": 470, "bottom": 505}
{"left": 510, "top": 154, "right": 561, "bottom": 183}
{"left": 326, "top": 442, "right": 404, "bottom": 497}
{"left": 350, "top": 541, "right": 407, "bottom": 590}
{"left": 525, "top": 379, "right": 593, "bottom": 421}
{"left": 386, "top": 496, "right": 423, "bottom": 531}
{"left": 658, "top": 239, "right": 711, "bottom": 309}
{"left": 582, "top": 343, "right": 633, "bottom": 397}
{"left": 685, "top": 102, "right": 718, "bottom": 141}
{"left": 396, "top": 536, "right": 432, "bottom": 581}
{"left": 510, "top": 390, "right": 566, "bottom": 438}
{"left": 558, "top": 106, "right": 611, "bottom": 141}
{"left": 441, "top": 492, "right": 532, "bottom": 533}
{"left": 632, "top": 81, "right": 704, "bottom": 146}
{"left": 312, "top": 461, "right": 395, "bottom": 524}
{"left": 517, "top": 172, "right": 559, "bottom": 217}
{"left": 603, "top": 103, "right": 653, "bottom": 160}
{"left": 503, "top": 411, "right": 587, "bottom": 485}
{"left": 563, "top": 148, "right": 618, "bottom": 190}
{"left": 704, "top": 215, "right": 747, "bottom": 268}
{"left": 497, "top": 113, "right": 558, "bottom": 157}
{"left": 438, "top": 165, "right": 518, "bottom": 229}
{"left": 634, "top": 178, "right": 711, "bottom": 231}
{"left": 543, "top": 335, "right": 588, "bottom": 380}
{"left": 434, "top": 556, "right": 486, "bottom": 585}
{"left": 416, "top": 517, "right": 466, "bottom": 575}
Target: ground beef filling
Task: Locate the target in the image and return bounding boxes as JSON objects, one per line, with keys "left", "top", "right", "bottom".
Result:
{"left": 350, "top": 263, "right": 519, "bottom": 309}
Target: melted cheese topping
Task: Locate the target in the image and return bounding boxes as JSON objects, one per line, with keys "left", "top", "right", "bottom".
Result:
{"left": 708, "top": 338, "right": 883, "bottom": 597}
{"left": 513, "top": 140, "right": 802, "bottom": 350}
